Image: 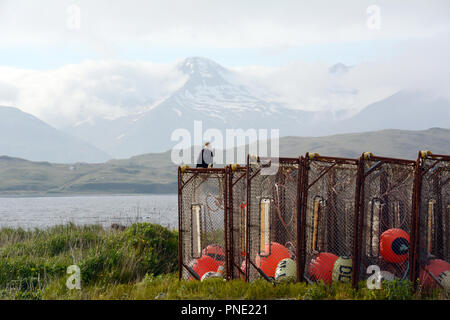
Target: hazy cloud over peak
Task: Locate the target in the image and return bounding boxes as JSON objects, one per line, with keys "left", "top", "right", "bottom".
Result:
{"left": 0, "top": 1, "right": 449, "bottom": 128}
{"left": 0, "top": 60, "right": 187, "bottom": 127}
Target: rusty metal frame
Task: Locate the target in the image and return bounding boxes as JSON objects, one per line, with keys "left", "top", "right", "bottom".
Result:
{"left": 410, "top": 152, "right": 423, "bottom": 289}
{"left": 298, "top": 153, "right": 360, "bottom": 285}
{"left": 245, "top": 155, "right": 301, "bottom": 282}
{"left": 178, "top": 167, "right": 182, "bottom": 280}
{"left": 298, "top": 156, "right": 308, "bottom": 282}
{"left": 353, "top": 153, "right": 416, "bottom": 288}
{"left": 178, "top": 166, "right": 228, "bottom": 281}
{"left": 352, "top": 155, "right": 367, "bottom": 288}
{"left": 410, "top": 152, "right": 450, "bottom": 291}
{"left": 245, "top": 155, "right": 251, "bottom": 282}
{"left": 178, "top": 151, "right": 448, "bottom": 288}
{"left": 226, "top": 164, "right": 247, "bottom": 280}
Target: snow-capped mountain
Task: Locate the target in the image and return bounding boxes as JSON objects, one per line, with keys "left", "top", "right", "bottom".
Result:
{"left": 65, "top": 57, "right": 325, "bottom": 158}
{"left": 64, "top": 57, "right": 450, "bottom": 159}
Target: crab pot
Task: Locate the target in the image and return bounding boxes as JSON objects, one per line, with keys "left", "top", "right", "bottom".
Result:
{"left": 245, "top": 156, "right": 301, "bottom": 282}
{"left": 299, "top": 154, "right": 359, "bottom": 285}
{"left": 412, "top": 152, "right": 450, "bottom": 291}
{"left": 178, "top": 167, "right": 228, "bottom": 281}
{"left": 226, "top": 165, "right": 248, "bottom": 280}
{"left": 353, "top": 155, "right": 416, "bottom": 286}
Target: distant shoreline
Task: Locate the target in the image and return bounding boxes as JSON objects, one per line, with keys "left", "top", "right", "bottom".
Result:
{"left": 0, "top": 192, "right": 177, "bottom": 199}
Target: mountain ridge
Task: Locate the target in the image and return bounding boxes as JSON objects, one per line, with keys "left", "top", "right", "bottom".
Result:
{"left": 63, "top": 57, "right": 450, "bottom": 158}
{"left": 0, "top": 106, "right": 111, "bottom": 163}
{"left": 63, "top": 57, "right": 326, "bottom": 158}
{"left": 2, "top": 57, "right": 450, "bottom": 162}
{"left": 1, "top": 127, "right": 448, "bottom": 195}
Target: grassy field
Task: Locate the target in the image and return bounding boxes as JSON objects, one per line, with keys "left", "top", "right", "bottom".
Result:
{"left": 0, "top": 223, "right": 447, "bottom": 300}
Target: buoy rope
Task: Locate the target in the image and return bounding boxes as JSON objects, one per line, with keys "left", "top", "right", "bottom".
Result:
{"left": 274, "top": 173, "right": 296, "bottom": 229}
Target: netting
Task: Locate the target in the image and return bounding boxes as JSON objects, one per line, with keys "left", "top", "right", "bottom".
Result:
{"left": 356, "top": 156, "right": 415, "bottom": 285}
{"left": 300, "top": 155, "right": 358, "bottom": 285}
{"left": 178, "top": 168, "right": 228, "bottom": 280}
{"left": 415, "top": 154, "right": 450, "bottom": 291}
{"left": 245, "top": 157, "right": 300, "bottom": 282}
{"left": 178, "top": 151, "right": 449, "bottom": 289}
{"left": 227, "top": 165, "right": 248, "bottom": 280}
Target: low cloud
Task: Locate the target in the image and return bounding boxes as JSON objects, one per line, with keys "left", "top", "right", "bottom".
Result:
{"left": 0, "top": 33, "right": 449, "bottom": 128}
{"left": 231, "top": 33, "right": 450, "bottom": 116}
{"left": 0, "top": 60, "right": 187, "bottom": 127}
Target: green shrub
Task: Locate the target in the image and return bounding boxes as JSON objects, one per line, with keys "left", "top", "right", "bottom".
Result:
{"left": 125, "top": 223, "right": 178, "bottom": 275}
{"left": 304, "top": 281, "right": 332, "bottom": 300}
{"left": 0, "top": 223, "right": 179, "bottom": 295}
{"left": 382, "top": 280, "right": 413, "bottom": 300}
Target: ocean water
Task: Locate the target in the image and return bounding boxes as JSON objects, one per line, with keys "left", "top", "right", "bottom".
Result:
{"left": 0, "top": 194, "right": 178, "bottom": 230}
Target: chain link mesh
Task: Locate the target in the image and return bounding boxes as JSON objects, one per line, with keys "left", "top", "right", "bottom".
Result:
{"left": 179, "top": 169, "right": 227, "bottom": 280}
{"left": 246, "top": 158, "right": 300, "bottom": 282}
{"left": 227, "top": 166, "right": 248, "bottom": 280}
{"left": 416, "top": 155, "right": 450, "bottom": 290}
{"left": 302, "top": 157, "right": 358, "bottom": 285}
{"left": 178, "top": 152, "right": 449, "bottom": 288}
{"left": 357, "top": 158, "right": 415, "bottom": 284}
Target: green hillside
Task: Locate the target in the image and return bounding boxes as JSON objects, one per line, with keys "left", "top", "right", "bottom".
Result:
{"left": 279, "top": 128, "right": 450, "bottom": 159}
{"left": 0, "top": 128, "right": 448, "bottom": 195}
{"left": 0, "top": 152, "right": 177, "bottom": 195}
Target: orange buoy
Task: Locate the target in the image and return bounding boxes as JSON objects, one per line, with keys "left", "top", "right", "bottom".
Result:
{"left": 190, "top": 255, "right": 221, "bottom": 280}
{"left": 307, "top": 252, "right": 339, "bottom": 284}
{"left": 379, "top": 228, "right": 410, "bottom": 263}
{"left": 419, "top": 259, "right": 450, "bottom": 290}
{"left": 255, "top": 242, "right": 291, "bottom": 278}
{"left": 202, "top": 244, "right": 225, "bottom": 265}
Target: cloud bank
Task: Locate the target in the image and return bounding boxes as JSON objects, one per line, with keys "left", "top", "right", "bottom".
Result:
{"left": 0, "top": 0, "right": 449, "bottom": 127}
{"left": 1, "top": 36, "right": 449, "bottom": 130}
{"left": 0, "top": 60, "right": 187, "bottom": 127}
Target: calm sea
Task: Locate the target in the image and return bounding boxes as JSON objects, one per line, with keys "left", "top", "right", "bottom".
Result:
{"left": 0, "top": 194, "right": 178, "bottom": 230}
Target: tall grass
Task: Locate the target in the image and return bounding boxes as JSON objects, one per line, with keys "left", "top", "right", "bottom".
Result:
{"left": 0, "top": 223, "right": 177, "bottom": 299}
{"left": 0, "top": 223, "right": 447, "bottom": 300}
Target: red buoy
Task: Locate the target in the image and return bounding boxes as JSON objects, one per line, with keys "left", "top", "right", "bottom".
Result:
{"left": 379, "top": 228, "right": 410, "bottom": 263}
{"left": 202, "top": 244, "right": 225, "bottom": 265}
{"left": 255, "top": 242, "right": 291, "bottom": 278}
{"left": 307, "top": 252, "right": 339, "bottom": 284}
{"left": 190, "top": 255, "right": 221, "bottom": 280}
{"left": 419, "top": 259, "right": 450, "bottom": 290}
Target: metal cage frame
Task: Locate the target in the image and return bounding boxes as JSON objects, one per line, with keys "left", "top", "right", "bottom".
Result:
{"left": 177, "top": 150, "right": 449, "bottom": 292}
{"left": 244, "top": 155, "right": 302, "bottom": 282}
{"left": 353, "top": 153, "right": 416, "bottom": 288}
{"left": 298, "top": 153, "right": 360, "bottom": 285}
{"left": 226, "top": 164, "right": 248, "bottom": 280}
{"left": 178, "top": 167, "right": 229, "bottom": 280}
{"left": 411, "top": 152, "right": 450, "bottom": 291}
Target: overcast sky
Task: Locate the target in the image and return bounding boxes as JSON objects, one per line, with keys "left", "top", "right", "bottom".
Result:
{"left": 0, "top": 0, "right": 449, "bottom": 126}
{"left": 1, "top": 0, "right": 449, "bottom": 67}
